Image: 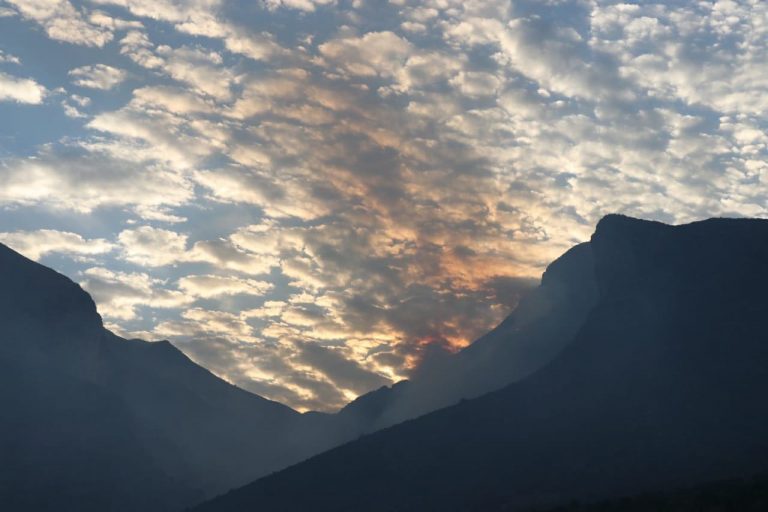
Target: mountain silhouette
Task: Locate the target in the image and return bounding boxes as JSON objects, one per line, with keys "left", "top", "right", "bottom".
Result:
{"left": 193, "top": 215, "right": 768, "bottom": 512}
{"left": 0, "top": 243, "right": 347, "bottom": 511}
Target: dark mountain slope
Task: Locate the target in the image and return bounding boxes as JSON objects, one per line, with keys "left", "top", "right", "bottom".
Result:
{"left": 0, "top": 243, "right": 337, "bottom": 511}
{"left": 194, "top": 215, "right": 768, "bottom": 512}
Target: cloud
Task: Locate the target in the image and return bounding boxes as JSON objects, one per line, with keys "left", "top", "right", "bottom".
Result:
{"left": 86, "top": 105, "right": 224, "bottom": 171}
{"left": 131, "top": 86, "right": 215, "bottom": 115}
{"left": 69, "top": 64, "right": 127, "bottom": 90}
{"left": 117, "top": 226, "right": 189, "bottom": 266}
{"left": 4, "top": 0, "right": 768, "bottom": 412}
{"left": 98, "top": 0, "right": 283, "bottom": 61}
{"left": 0, "top": 50, "right": 21, "bottom": 64}
{"left": 0, "top": 229, "right": 114, "bottom": 260}
{"left": 81, "top": 267, "right": 190, "bottom": 320}
{"left": 5, "top": 0, "right": 114, "bottom": 47}
{"left": 155, "top": 45, "right": 236, "bottom": 100}
{"left": 0, "top": 71, "right": 46, "bottom": 104}
{"left": 156, "top": 308, "right": 258, "bottom": 341}
{"left": 177, "top": 274, "right": 273, "bottom": 298}
{"left": 82, "top": 269, "right": 273, "bottom": 321}
{"left": 90, "top": 0, "right": 219, "bottom": 24}
{"left": 294, "top": 341, "right": 389, "bottom": 394}
{"left": 116, "top": 225, "right": 279, "bottom": 273}
{"left": 319, "top": 31, "right": 413, "bottom": 78}
{"left": 0, "top": 147, "right": 193, "bottom": 215}
{"left": 262, "top": 0, "right": 334, "bottom": 12}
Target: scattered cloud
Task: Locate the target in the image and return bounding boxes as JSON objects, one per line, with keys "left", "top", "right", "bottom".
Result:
{"left": 69, "top": 64, "right": 127, "bottom": 90}
{"left": 0, "top": 147, "right": 193, "bottom": 215}
{"left": 81, "top": 267, "right": 190, "bottom": 320}
{"left": 5, "top": 0, "right": 114, "bottom": 47}
{"left": 0, "top": 50, "right": 21, "bottom": 64}
{"left": 0, "top": 229, "right": 114, "bottom": 260}
{"left": 0, "top": 71, "right": 46, "bottom": 103}
{"left": 318, "top": 31, "right": 413, "bottom": 78}
{"left": 177, "top": 274, "right": 273, "bottom": 298}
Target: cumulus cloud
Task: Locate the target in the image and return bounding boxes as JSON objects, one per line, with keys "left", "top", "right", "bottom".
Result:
{"left": 0, "top": 147, "right": 193, "bottom": 215}
{"left": 294, "top": 341, "right": 389, "bottom": 394}
{"left": 115, "top": 225, "right": 279, "bottom": 273}
{"left": 262, "top": 0, "right": 334, "bottom": 12}
{"left": 0, "top": 71, "right": 46, "bottom": 103}
{"left": 5, "top": 0, "right": 114, "bottom": 46}
{"left": 97, "top": 0, "right": 283, "bottom": 60}
{"left": 319, "top": 31, "right": 413, "bottom": 78}
{"left": 117, "top": 226, "right": 190, "bottom": 266}
{"left": 0, "top": 229, "right": 114, "bottom": 260}
{"left": 0, "top": 50, "right": 21, "bottom": 64}
{"left": 177, "top": 274, "right": 273, "bottom": 298}
{"left": 81, "top": 267, "right": 190, "bottom": 320}
{"left": 69, "top": 64, "right": 127, "bottom": 90}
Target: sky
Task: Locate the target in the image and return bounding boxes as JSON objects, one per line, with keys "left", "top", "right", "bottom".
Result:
{"left": 0, "top": 0, "right": 766, "bottom": 412}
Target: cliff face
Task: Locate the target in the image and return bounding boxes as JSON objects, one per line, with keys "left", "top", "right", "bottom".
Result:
{"left": 194, "top": 215, "right": 768, "bottom": 512}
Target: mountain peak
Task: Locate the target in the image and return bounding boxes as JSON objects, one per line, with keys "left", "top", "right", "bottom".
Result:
{"left": 0, "top": 242, "right": 103, "bottom": 348}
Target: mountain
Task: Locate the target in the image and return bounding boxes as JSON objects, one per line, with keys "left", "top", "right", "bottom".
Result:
{"left": 0, "top": 243, "right": 342, "bottom": 511}
{"left": 193, "top": 215, "right": 768, "bottom": 512}
{"left": 334, "top": 241, "right": 598, "bottom": 434}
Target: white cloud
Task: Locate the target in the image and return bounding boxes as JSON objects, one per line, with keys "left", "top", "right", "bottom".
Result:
{"left": 262, "top": 0, "right": 335, "bottom": 12}
{"left": 131, "top": 86, "right": 215, "bottom": 114}
{"left": 0, "top": 148, "right": 193, "bottom": 214}
{"left": 0, "top": 229, "right": 114, "bottom": 260}
{"left": 81, "top": 267, "right": 190, "bottom": 320}
{"left": 0, "top": 71, "right": 46, "bottom": 104}
{"left": 90, "top": 0, "right": 219, "bottom": 24}
{"left": 0, "top": 50, "right": 21, "bottom": 64}
{"left": 156, "top": 308, "right": 257, "bottom": 341}
{"left": 69, "top": 64, "right": 127, "bottom": 90}
{"left": 319, "top": 31, "right": 413, "bottom": 78}
{"left": 96, "top": 0, "right": 283, "bottom": 61}
{"left": 117, "top": 226, "right": 190, "bottom": 266}
{"left": 156, "top": 45, "right": 236, "bottom": 100}
{"left": 177, "top": 274, "right": 273, "bottom": 298}
{"left": 450, "top": 71, "right": 501, "bottom": 98}
{"left": 119, "top": 33, "right": 237, "bottom": 100}
{"left": 86, "top": 103, "right": 225, "bottom": 170}
{"left": 116, "top": 226, "right": 279, "bottom": 273}
{"left": 5, "top": 0, "right": 114, "bottom": 47}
